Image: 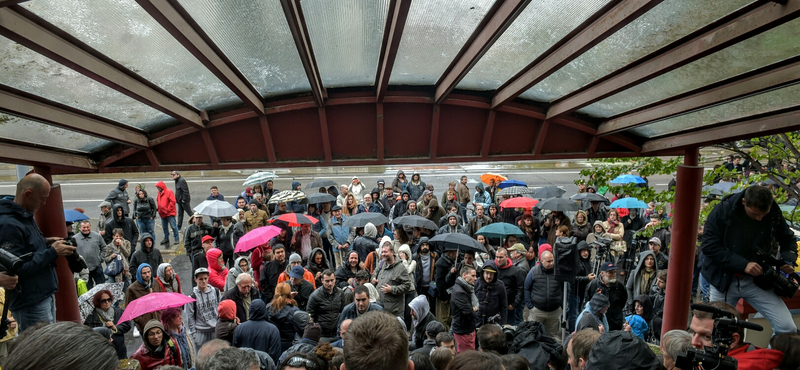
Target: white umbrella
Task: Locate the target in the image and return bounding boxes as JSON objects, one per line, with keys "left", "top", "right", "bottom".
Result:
{"left": 242, "top": 171, "right": 278, "bottom": 186}
{"left": 193, "top": 200, "right": 237, "bottom": 217}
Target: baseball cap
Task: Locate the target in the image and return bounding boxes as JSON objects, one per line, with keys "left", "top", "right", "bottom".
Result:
{"left": 245, "top": 187, "right": 254, "bottom": 196}
{"left": 202, "top": 235, "right": 215, "bottom": 244}
{"left": 600, "top": 262, "right": 617, "bottom": 272}
{"left": 194, "top": 268, "right": 210, "bottom": 277}
{"left": 508, "top": 243, "right": 526, "bottom": 253}
{"left": 648, "top": 237, "right": 661, "bottom": 246}
{"left": 290, "top": 265, "right": 305, "bottom": 279}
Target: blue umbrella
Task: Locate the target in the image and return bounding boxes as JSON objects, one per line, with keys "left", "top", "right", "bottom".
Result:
{"left": 609, "top": 197, "right": 649, "bottom": 209}
{"left": 498, "top": 180, "right": 526, "bottom": 189}
{"left": 475, "top": 223, "right": 525, "bottom": 238}
{"left": 610, "top": 174, "right": 646, "bottom": 184}
{"left": 64, "top": 209, "right": 89, "bottom": 222}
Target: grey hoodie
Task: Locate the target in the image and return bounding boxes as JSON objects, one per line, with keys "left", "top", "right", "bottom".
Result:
{"left": 186, "top": 285, "right": 222, "bottom": 334}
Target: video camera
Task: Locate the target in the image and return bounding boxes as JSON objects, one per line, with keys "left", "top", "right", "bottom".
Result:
{"left": 753, "top": 249, "right": 800, "bottom": 298}
{"left": 0, "top": 248, "right": 31, "bottom": 338}
{"left": 675, "top": 304, "right": 764, "bottom": 370}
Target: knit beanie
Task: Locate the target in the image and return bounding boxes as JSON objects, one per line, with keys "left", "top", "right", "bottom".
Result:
{"left": 218, "top": 299, "right": 237, "bottom": 320}
{"left": 303, "top": 323, "right": 322, "bottom": 342}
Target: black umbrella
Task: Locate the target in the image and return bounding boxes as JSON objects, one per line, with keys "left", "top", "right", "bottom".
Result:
{"left": 429, "top": 233, "right": 487, "bottom": 253}
{"left": 531, "top": 186, "right": 566, "bottom": 199}
{"left": 570, "top": 192, "right": 609, "bottom": 203}
{"left": 537, "top": 197, "right": 580, "bottom": 212}
{"left": 305, "top": 179, "right": 338, "bottom": 190}
{"left": 393, "top": 215, "right": 437, "bottom": 230}
{"left": 342, "top": 212, "right": 389, "bottom": 228}
{"left": 305, "top": 192, "right": 336, "bottom": 204}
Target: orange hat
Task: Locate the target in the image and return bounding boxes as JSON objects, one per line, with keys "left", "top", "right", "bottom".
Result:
{"left": 218, "top": 299, "right": 236, "bottom": 320}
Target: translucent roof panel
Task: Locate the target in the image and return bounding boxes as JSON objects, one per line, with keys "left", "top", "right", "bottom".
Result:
{"left": 579, "top": 19, "right": 800, "bottom": 118}
{"left": 301, "top": 0, "right": 390, "bottom": 88}
{"left": 22, "top": 0, "right": 240, "bottom": 111}
{"left": 0, "top": 113, "right": 115, "bottom": 153}
{"left": 630, "top": 82, "right": 800, "bottom": 138}
{"left": 176, "top": 0, "right": 311, "bottom": 97}
{"left": 457, "top": 0, "right": 611, "bottom": 92}
{"left": 0, "top": 36, "right": 173, "bottom": 132}
{"left": 519, "top": 0, "right": 754, "bottom": 102}
{"left": 388, "top": 0, "right": 494, "bottom": 86}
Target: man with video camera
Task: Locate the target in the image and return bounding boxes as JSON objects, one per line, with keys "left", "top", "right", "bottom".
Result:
{"left": 701, "top": 185, "right": 798, "bottom": 334}
{"left": 0, "top": 173, "right": 76, "bottom": 332}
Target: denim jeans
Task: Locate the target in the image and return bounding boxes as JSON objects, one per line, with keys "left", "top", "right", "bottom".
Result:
{"left": 13, "top": 295, "right": 55, "bottom": 332}
{"left": 710, "top": 275, "right": 798, "bottom": 334}
{"left": 699, "top": 273, "right": 710, "bottom": 303}
{"left": 136, "top": 218, "right": 156, "bottom": 243}
{"left": 567, "top": 292, "right": 581, "bottom": 332}
{"left": 161, "top": 216, "right": 179, "bottom": 241}
{"left": 87, "top": 266, "right": 106, "bottom": 290}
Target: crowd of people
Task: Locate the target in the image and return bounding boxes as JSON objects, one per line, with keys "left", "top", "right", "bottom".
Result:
{"left": 0, "top": 167, "right": 798, "bottom": 370}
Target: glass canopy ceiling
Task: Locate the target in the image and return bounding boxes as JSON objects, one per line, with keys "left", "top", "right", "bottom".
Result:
{"left": 0, "top": 0, "right": 798, "bottom": 171}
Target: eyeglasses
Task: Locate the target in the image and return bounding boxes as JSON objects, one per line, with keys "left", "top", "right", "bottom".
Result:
{"left": 286, "top": 356, "right": 318, "bottom": 369}
{"left": 100, "top": 298, "right": 113, "bottom": 304}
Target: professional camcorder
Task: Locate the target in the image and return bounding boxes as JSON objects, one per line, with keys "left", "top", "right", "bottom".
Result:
{"left": 753, "top": 249, "right": 800, "bottom": 298}
{"left": 675, "top": 304, "right": 764, "bottom": 370}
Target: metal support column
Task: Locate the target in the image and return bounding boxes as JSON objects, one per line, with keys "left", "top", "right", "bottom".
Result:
{"left": 662, "top": 147, "right": 703, "bottom": 336}
{"left": 32, "top": 166, "right": 81, "bottom": 323}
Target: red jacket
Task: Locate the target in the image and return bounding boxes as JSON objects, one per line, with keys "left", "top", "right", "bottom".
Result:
{"left": 206, "top": 248, "right": 229, "bottom": 290}
{"left": 130, "top": 338, "right": 182, "bottom": 370}
{"left": 156, "top": 181, "right": 177, "bottom": 218}
{"left": 729, "top": 343, "right": 784, "bottom": 370}
{"left": 251, "top": 245, "right": 271, "bottom": 289}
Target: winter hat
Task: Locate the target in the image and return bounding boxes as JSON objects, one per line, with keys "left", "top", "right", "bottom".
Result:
{"left": 249, "top": 199, "right": 259, "bottom": 205}
{"left": 289, "top": 253, "right": 302, "bottom": 263}
{"left": 538, "top": 243, "right": 553, "bottom": 260}
{"left": 218, "top": 300, "right": 237, "bottom": 320}
{"left": 577, "top": 240, "right": 591, "bottom": 251}
{"left": 98, "top": 201, "right": 112, "bottom": 208}
{"left": 303, "top": 323, "right": 322, "bottom": 343}
{"left": 118, "top": 179, "right": 128, "bottom": 187}
{"left": 143, "top": 320, "right": 165, "bottom": 337}
{"left": 364, "top": 223, "right": 377, "bottom": 238}
{"left": 588, "top": 293, "right": 610, "bottom": 315}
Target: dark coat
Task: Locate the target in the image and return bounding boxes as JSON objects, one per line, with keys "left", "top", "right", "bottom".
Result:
{"left": 334, "top": 264, "right": 361, "bottom": 289}
{"left": 222, "top": 286, "right": 260, "bottom": 324}
{"left": 290, "top": 279, "right": 315, "bottom": 311}
{"left": 260, "top": 259, "right": 288, "bottom": 302}
{"left": 574, "top": 246, "right": 593, "bottom": 301}
{"left": 475, "top": 261, "right": 507, "bottom": 326}
{"left": 265, "top": 303, "right": 299, "bottom": 351}
{"left": 83, "top": 306, "right": 132, "bottom": 359}
{"left": 105, "top": 185, "right": 130, "bottom": 216}
{"left": 584, "top": 277, "right": 628, "bottom": 331}
{"left": 508, "top": 321, "right": 563, "bottom": 370}
{"left": 306, "top": 286, "right": 347, "bottom": 337}
{"left": 584, "top": 331, "right": 662, "bottom": 370}
{"left": 450, "top": 278, "right": 477, "bottom": 335}
{"left": 433, "top": 253, "right": 458, "bottom": 301}
{"left": 104, "top": 204, "right": 139, "bottom": 246}
{"left": 701, "top": 190, "right": 797, "bottom": 291}
{"left": 129, "top": 234, "right": 164, "bottom": 275}
{"left": 412, "top": 312, "right": 437, "bottom": 350}
{"left": 524, "top": 264, "right": 562, "bottom": 312}
{"left": 232, "top": 299, "right": 282, "bottom": 365}
{"left": 185, "top": 222, "right": 214, "bottom": 256}
{"left": 132, "top": 196, "right": 157, "bottom": 220}
{"left": 174, "top": 176, "right": 190, "bottom": 204}
{"left": 495, "top": 259, "right": 524, "bottom": 309}
{"left": 337, "top": 302, "right": 383, "bottom": 332}
{"left": 352, "top": 236, "right": 378, "bottom": 263}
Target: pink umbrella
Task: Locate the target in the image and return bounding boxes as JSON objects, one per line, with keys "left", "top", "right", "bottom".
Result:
{"left": 117, "top": 292, "right": 195, "bottom": 324}
{"left": 234, "top": 225, "right": 282, "bottom": 253}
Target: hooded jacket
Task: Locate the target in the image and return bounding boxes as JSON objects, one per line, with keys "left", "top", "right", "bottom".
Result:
{"left": 574, "top": 241, "right": 593, "bottom": 299}
{"left": 215, "top": 299, "right": 238, "bottom": 342}
{"left": 473, "top": 183, "right": 491, "bottom": 208}
{"left": 584, "top": 273, "right": 627, "bottom": 331}
{"left": 206, "top": 248, "right": 229, "bottom": 290}
{"left": 155, "top": 181, "right": 177, "bottom": 218}
{"left": 433, "top": 252, "right": 458, "bottom": 301}
{"left": 728, "top": 343, "right": 785, "bottom": 370}
{"left": 476, "top": 260, "right": 507, "bottom": 326}
{"left": 391, "top": 191, "right": 410, "bottom": 220}
{"left": 424, "top": 199, "right": 446, "bottom": 224}
{"left": 584, "top": 331, "right": 662, "bottom": 370}
{"left": 129, "top": 233, "right": 164, "bottom": 275}
{"left": 625, "top": 314, "right": 648, "bottom": 340}
{"left": 571, "top": 210, "right": 591, "bottom": 241}
{"left": 125, "top": 263, "right": 161, "bottom": 332}
{"left": 508, "top": 321, "right": 563, "bottom": 370}
{"left": 633, "top": 294, "right": 654, "bottom": 323}
{"left": 352, "top": 224, "right": 379, "bottom": 262}
{"left": 392, "top": 170, "right": 407, "bottom": 194}
{"left": 226, "top": 256, "right": 251, "bottom": 291}
{"left": 575, "top": 292, "right": 610, "bottom": 332}
{"left": 306, "top": 247, "right": 330, "bottom": 287}
{"left": 103, "top": 204, "right": 139, "bottom": 246}
{"left": 437, "top": 212, "right": 464, "bottom": 235}
{"left": 266, "top": 301, "right": 299, "bottom": 351}
{"left": 131, "top": 321, "right": 182, "bottom": 370}
{"left": 407, "top": 173, "right": 426, "bottom": 203}
{"left": 232, "top": 299, "right": 282, "bottom": 364}
{"left": 409, "top": 295, "right": 438, "bottom": 350}
{"left": 585, "top": 220, "right": 612, "bottom": 244}
{"left": 626, "top": 250, "right": 658, "bottom": 308}
{"left": 186, "top": 284, "right": 221, "bottom": 335}
{"left": 105, "top": 180, "right": 130, "bottom": 216}
{"left": 375, "top": 258, "right": 415, "bottom": 317}
{"left": 495, "top": 257, "right": 524, "bottom": 310}
{"left": 155, "top": 262, "right": 181, "bottom": 293}
{"left": 306, "top": 285, "right": 347, "bottom": 338}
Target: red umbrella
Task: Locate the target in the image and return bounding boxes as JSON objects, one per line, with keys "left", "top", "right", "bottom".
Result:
{"left": 499, "top": 197, "right": 539, "bottom": 210}
{"left": 234, "top": 225, "right": 282, "bottom": 253}
{"left": 269, "top": 213, "right": 319, "bottom": 227}
{"left": 117, "top": 292, "right": 195, "bottom": 324}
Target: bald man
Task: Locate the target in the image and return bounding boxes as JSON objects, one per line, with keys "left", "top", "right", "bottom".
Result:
{"left": 0, "top": 173, "right": 76, "bottom": 331}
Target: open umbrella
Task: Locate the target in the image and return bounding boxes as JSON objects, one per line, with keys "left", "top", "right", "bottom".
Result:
{"left": 342, "top": 212, "right": 389, "bottom": 228}
{"left": 537, "top": 197, "right": 580, "bottom": 212}
{"left": 610, "top": 174, "right": 646, "bottom": 184}
{"left": 475, "top": 223, "right": 525, "bottom": 238}
{"left": 305, "top": 179, "right": 338, "bottom": 190}
{"left": 193, "top": 200, "right": 237, "bottom": 217}
{"left": 305, "top": 192, "right": 336, "bottom": 204}
{"left": 498, "top": 186, "right": 535, "bottom": 196}
{"left": 234, "top": 225, "right": 282, "bottom": 253}
{"left": 570, "top": 193, "right": 608, "bottom": 203}
{"left": 118, "top": 292, "right": 195, "bottom": 324}
{"left": 64, "top": 209, "right": 89, "bottom": 223}
{"left": 270, "top": 213, "right": 319, "bottom": 226}
{"left": 499, "top": 197, "right": 539, "bottom": 210}
{"left": 267, "top": 190, "right": 306, "bottom": 204}
{"left": 393, "top": 215, "right": 438, "bottom": 230}
{"left": 531, "top": 186, "right": 566, "bottom": 199}
{"left": 712, "top": 181, "right": 738, "bottom": 193}
{"left": 78, "top": 282, "right": 124, "bottom": 322}
{"left": 480, "top": 173, "right": 507, "bottom": 185}
{"left": 429, "top": 233, "right": 487, "bottom": 253}
{"left": 498, "top": 180, "right": 526, "bottom": 189}
{"left": 243, "top": 171, "right": 278, "bottom": 186}
{"left": 609, "top": 197, "right": 649, "bottom": 209}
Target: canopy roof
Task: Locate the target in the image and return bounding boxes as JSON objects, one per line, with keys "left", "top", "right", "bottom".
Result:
{"left": 0, "top": 0, "right": 798, "bottom": 174}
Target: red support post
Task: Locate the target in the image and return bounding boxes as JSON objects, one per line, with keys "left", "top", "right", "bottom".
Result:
{"left": 32, "top": 166, "right": 81, "bottom": 323}
{"left": 662, "top": 147, "right": 703, "bottom": 336}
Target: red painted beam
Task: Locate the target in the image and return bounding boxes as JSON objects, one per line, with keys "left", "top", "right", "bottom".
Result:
{"left": 546, "top": 0, "right": 800, "bottom": 119}
{"left": 145, "top": 148, "right": 160, "bottom": 170}
{"left": 533, "top": 120, "right": 550, "bottom": 156}
{"left": 429, "top": 105, "right": 441, "bottom": 159}
{"left": 259, "top": 116, "right": 277, "bottom": 164}
{"left": 587, "top": 136, "right": 600, "bottom": 157}
{"left": 492, "top": 0, "right": 661, "bottom": 109}
{"left": 435, "top": 0, "right": 530, "bottom": 103}
{"left": 0, "top": 141, "right": 96, "bottom": 170}
{"left": 200, "top": 129, "right": 219, "bottom": 168}
{"left": 318, "top": 106, "right": 332, "bottom": 164}
{"left": 480, "top": 110, "right": 496, "bottom": 159}
{"left": 377, "top": 103, "right": 385, "bottom": 161}
{"left": 280, "top": 0, "right": 326, "bottom": 106}
{"left": 376, "top": 0, "right": 412, "bottom": 102}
